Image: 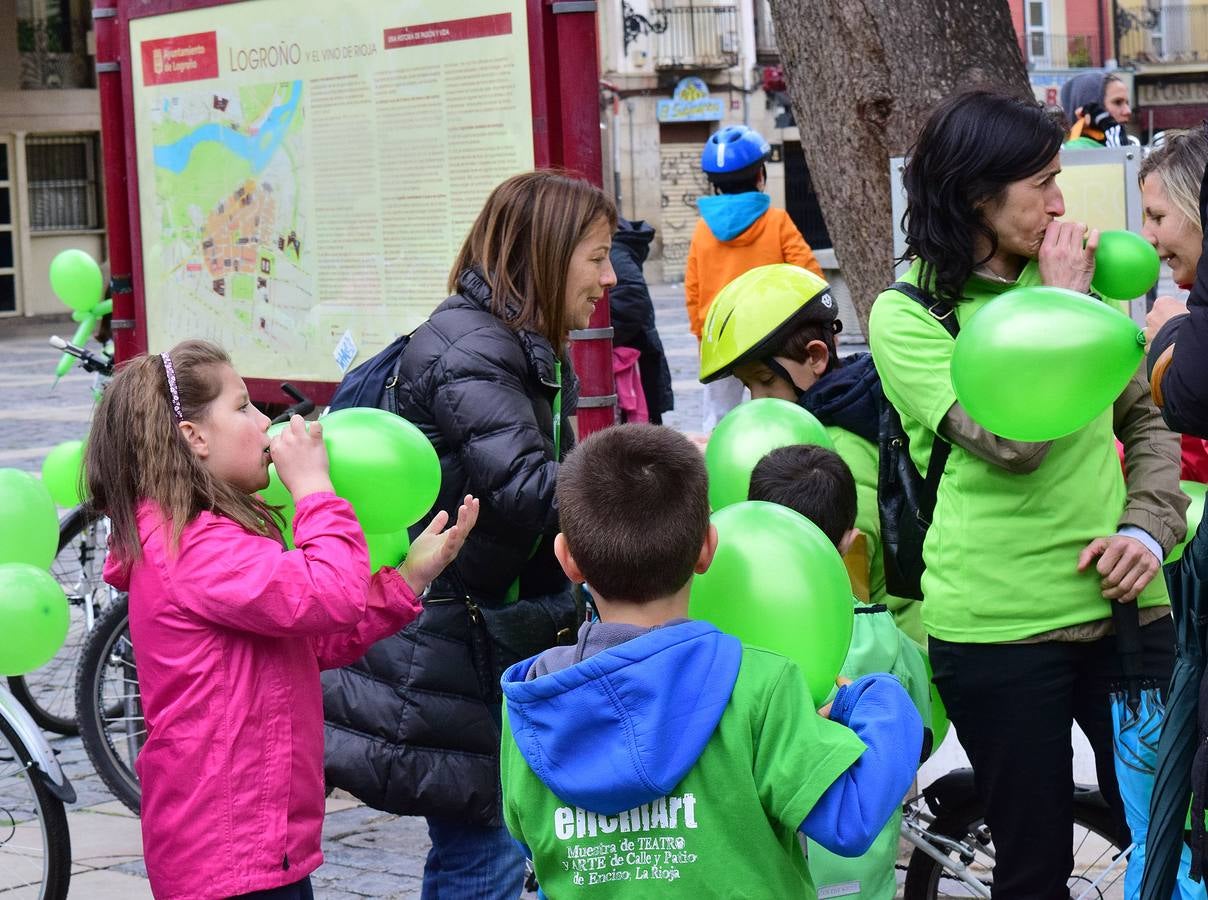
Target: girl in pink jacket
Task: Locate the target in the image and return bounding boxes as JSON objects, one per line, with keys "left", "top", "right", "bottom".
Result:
{"left": 86, "top": 339, "right": 478, "bottom": 900}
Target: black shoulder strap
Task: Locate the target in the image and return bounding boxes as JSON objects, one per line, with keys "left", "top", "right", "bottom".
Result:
{"left": 889, "top": 281, "right": 960, "bottom": 340}
{"left": 887, "top": 280, "right": 956, "bottom": 491}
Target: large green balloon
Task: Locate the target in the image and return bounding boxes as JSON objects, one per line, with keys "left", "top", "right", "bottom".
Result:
{"left": 0, "top": 469, "right": 59, "bottom": 569}
{"left": 366, "top": 527, "right": 410, "bottom": 573}
{"left": 321, "top": 408, "right": 441, "bottom": 533}
{"left": 951, "top": 286, "right": 1144, "bottom": 442}
{"left": 1091, "top": 230, "right": 1161, "bottom": 301}
{"left": 41, "top": 440, "right": 86, "bottom": 507}
{"left": 48, "top": 249, "right": 104, "bottom": 314}
{"left": 705, "top": 398, "right": 834, "bottom": 510}
{"left": 1167, "top": 481, "right": 1207, "bottom": 564}
{"left": 689, "top": 501, "right": 853, "bottom": 707}
{"left": 0, "top": 563, "right": 70, "bottom": 675}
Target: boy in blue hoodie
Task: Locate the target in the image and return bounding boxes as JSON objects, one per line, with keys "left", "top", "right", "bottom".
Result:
{"left": 685, "top": 125, "right": 823, "bottom": 432}
{"left": 499, "top": 424, "right": 922, "bottom": 898}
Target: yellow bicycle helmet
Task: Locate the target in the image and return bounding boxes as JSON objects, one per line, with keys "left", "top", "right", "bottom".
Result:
{"left": 699, "top": 264, "right": 840, "bottom": 383}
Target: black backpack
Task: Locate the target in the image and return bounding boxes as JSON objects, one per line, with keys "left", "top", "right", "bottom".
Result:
{"left": 876, "top": 281, "right": 960, "bottom": 601}
{"left": 327, "top": 332, "right": 411, "bottom": 414}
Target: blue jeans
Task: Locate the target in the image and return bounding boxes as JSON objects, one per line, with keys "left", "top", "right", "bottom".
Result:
{"left": 422, "top": 816, "right": 526, "bottom": 899}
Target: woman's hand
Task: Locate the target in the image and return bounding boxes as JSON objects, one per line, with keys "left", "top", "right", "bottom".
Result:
{"left": 1145, "top": 295, "right": 1189, "bottom": 344}
{"left": 1076, "top": 534, "right": 1160, "bottom": 602}
{"left": 398, "top": 495, "right": 480, "bottom": 595}
{"left": 270, "top": 415, "right": 333, "bottom": 502}
{"left": 1038, "top": 221, "right": 1099, "bottom": 294}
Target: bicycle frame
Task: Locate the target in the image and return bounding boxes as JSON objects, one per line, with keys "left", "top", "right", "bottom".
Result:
{"left": 0, "top": 687, "right": 75, "bottom": 804}
{"left": 901, "top": 797, "right": 993, "bottom": 899}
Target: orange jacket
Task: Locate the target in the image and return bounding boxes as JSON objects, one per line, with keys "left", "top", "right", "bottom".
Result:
{"left": 684, "top": 206, "right": 823, "bottom": 339}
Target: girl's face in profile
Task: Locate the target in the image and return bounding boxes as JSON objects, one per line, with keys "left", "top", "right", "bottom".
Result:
{"left": 181, "top": 364, "right": 274, "bottom": 494}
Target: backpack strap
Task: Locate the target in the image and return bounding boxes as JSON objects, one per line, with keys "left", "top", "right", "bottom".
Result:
{"left": 887, "top": 280, "right": 960, "bottom": 493}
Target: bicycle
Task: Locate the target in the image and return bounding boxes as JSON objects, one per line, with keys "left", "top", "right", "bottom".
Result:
{"left": 0, "top": 682, "right": 74, "bottom": 899}
{"left": 900, "top": 767, "right": 1129, "bottom": 899}
{"left": 73, "top": 383, "right": 315, "bottom": 814}
{"left": 6, "top": 338, "right": 116, "bottom": 736}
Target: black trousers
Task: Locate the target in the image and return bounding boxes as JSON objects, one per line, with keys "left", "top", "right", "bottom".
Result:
{"left": 930, "top": 614, "right": 1175, "bottom": 900}
{"left": 230, "top": 876, "right": 314, "bottom": 900}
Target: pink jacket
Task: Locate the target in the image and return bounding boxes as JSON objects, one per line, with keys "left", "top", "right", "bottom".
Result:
{"left": 103, "top": 492, "right": 421, "bottom": 899}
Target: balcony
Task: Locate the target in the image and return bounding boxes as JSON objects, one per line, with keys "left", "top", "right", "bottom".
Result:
{"left": 754, "top": 0, "right": 778, "bottom": 62}
{"left": 1118, "top": 4, "right": 1208, "bottom": 66}
{"left": 1018, "top": 32, "right": 1103, "bottom": 69}
{"left": 650, "top": 4, "right": 740, "bottom": 71}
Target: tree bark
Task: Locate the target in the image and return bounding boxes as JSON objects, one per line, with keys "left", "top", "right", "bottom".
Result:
{"left": 769, "top": 0, "right": 1031, "bottom": 334}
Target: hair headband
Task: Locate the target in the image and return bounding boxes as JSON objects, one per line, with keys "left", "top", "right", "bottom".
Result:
{"left": 161, "top": 352, "right": 183, "bottom": 421}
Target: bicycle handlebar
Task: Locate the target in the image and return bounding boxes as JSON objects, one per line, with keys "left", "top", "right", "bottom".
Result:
{"left": 270, "top": 382, "right": 315, "bottom": 424}
{"left": 48, "top": 337, "right": 115, "bottom": 377}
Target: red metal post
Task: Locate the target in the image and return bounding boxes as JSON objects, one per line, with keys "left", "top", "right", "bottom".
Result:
{"left": 93, "top": 0, "right": 140, "bottom": 363}
{"left": 549, "top": 0, "right": 615, "bottom": 438}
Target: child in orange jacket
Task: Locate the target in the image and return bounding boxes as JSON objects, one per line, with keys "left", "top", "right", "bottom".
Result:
{"left": 686, "top": 126, "right": 823, "bottom": 431}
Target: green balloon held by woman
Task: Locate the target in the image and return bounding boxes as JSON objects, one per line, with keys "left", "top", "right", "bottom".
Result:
{"left": 950, "top": 285, "right": 1145, "bottom": 441}
{"left": 1091, "top": 230, "right": 1161, "bottom": 301}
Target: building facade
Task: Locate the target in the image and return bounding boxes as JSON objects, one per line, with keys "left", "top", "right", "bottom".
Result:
{"left": 1, "top": 0, "right": 105, "bottom": 319}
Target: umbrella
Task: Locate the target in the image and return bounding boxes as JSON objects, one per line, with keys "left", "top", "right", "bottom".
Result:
{"left": 1142, "top": 517, "right": 1208, "bottom": 900}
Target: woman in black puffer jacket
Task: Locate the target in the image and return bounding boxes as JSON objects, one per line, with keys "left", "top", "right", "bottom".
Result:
{"left": 323, "top": 171, "right": 617, "bottom": 898}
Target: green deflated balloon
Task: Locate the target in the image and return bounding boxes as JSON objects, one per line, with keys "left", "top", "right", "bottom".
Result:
{"left": 689, "top": 501, "right": 853, "bottom": 707}
{"left": 705, "top": 398, "right": 834, "bottom": 510}
{"left": 48, "top": 249, "right": 103, "bottom": 314}
{"left": 322, "top": 408, "right": 441, "bottom": 533}
{"left": 0, "top": 563, "right": 69, "bottom": 676}
{"left": 1167, "top": 481, "right": 1207, "bottom": 564}
{"left": 951, "top": 286, "right": 1144, "bottom": 442}
{"left": 0, "top": 469, "right": 59, "bottom": 569}
{"left": 1091, "top": 230, "right": 1161, "bottom": 301}
{"left": 42, "top": 440, "right": 86, "bottom": 507}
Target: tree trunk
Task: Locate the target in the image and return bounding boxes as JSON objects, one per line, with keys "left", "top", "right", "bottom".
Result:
{"left": 769, "top": 0, "right": 1031, "bottom": 335}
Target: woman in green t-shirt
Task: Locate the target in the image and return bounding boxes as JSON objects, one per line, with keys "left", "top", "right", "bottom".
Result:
{"left": 868, "top": 89, "right": 1187, "bottom": 899}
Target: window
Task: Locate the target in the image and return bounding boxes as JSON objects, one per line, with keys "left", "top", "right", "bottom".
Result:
{"left": 26, "top": 134, "right": 101, "bottom": 232}
{"left": 1026, "top": 0, "right": 1049, "bottom": 66}
{"left": 0, "top": 141, "right": 15, "bottom": 314}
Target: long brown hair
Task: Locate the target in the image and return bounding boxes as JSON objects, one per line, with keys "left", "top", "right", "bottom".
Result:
{"left": 448, "top": 170, "right": 617, "bottom": 346}
{"left": 85, "top": 339, "right": 281, "bottom": 562}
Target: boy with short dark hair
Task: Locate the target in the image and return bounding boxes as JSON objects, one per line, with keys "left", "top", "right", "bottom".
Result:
{"left": 499, "top": 424, "right": 921, "bottom": 897}
{"left": 749, "top": 443, "right": 931, "bottom": 900}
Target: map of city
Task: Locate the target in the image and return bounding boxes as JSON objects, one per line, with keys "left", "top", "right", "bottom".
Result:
{"left": 146, "top": 80, "right": 313, "bottom": 368}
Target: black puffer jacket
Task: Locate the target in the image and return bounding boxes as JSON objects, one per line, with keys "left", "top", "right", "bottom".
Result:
{"left": 322, "top": 269, "right": 580, "bottom": 826}
{"left": 609, "top": 219, "right": 674, "bottom": 421}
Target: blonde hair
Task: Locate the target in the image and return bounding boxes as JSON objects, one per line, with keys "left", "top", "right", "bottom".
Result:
{"left": 449, "top": 170, "right": 616, "bottom": 347}
{"left": 85, "top": 339, "right": 281, "bottom": 562}
{"left": 1139, "top": 128, "right": 1208, "bottom": 235}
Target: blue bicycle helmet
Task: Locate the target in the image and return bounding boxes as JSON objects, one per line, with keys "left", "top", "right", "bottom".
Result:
{"left": 701, "top": 126, "right": 771, "bottom": 174}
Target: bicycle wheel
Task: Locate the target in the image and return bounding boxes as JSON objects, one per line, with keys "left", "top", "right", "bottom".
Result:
{"left": 0, "top": 715, "right": 72, "bottom": 899}
{"left": 8, "top": 506, "right": 112, "bottom": 735}
{"left": 75, "top": 594, "right": 142, "bottom": 814}
{"left": 903, "top": 794, "right": 1126, "bottom": 899}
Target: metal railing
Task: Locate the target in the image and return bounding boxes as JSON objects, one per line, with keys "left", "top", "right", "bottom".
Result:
{"left": 1117, "top": 4, "right": 1208, "bottom": 65}
{"left": 1018, "top": 32, "right": 1103, "bottom": 69}
{"left": 651, "top": 4, "right": 740, "bottom": 70}
{"left": 755, "top": 0, "right": 778, "bottom": 61}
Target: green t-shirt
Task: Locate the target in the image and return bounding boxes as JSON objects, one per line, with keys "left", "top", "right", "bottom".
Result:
{"left": 1064, "top": 136, "right": 1106, "bottom": 150}
{"left": 827, "top": 425, "right": 925, "bottom": 644}
{"left": 500, "top": 646, "right": 866, "bottom": 898}
{"left": 867, "top": 260, "right": 1169, "bottom": 643}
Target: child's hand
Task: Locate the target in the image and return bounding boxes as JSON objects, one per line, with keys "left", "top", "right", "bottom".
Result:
{"left": 270, "top": 415, "right": 333, "bottom": 502}
{"left": 817, "top": 677, "right": 852, "bottom": 719}
{"left": 399, "top": 496, "right": 480, "bottom": 595}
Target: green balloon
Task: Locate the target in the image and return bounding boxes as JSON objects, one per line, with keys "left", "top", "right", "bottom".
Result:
{"left": 1167, "top": 481, "right": 1207, "bottom": 564}
{"left": 689, "top": 501, "right": 853, "bottom": 707}
{"left": 0, "top": 563, "right": 70, "bottom": 676}
{"left": 41, "top": 440, "right": 86, "bottom": 507}
{"left": 366, "top": 527, "right": 410, "bottom": 573}
{"left": 951, "top": 286, "right": 1144, "bottom": 442}
{"left": 1091, "top": 230, "right": 1161, "bottom": 301}
{"left": 48, "top": 249, "right": 103, "bottom": 313}
{"left": 322, "top": 408, "right": 441, "bottom": 532}
{"left": 705, "top": 398, "right": 834, "bottom": 510}
{"left": 0, "top": 469, "right": 59, "bottom": 569}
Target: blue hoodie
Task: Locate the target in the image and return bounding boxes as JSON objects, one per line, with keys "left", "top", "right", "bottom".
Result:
{"left": 500, "top": 619, "right": 922, "bottom": 896}
{"left": 697, "top": 192, "right": 771, "bottom": 242}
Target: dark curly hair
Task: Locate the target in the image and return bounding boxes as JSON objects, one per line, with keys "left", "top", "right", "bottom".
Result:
{"left": 900, "top": 90, "right": 1064, "bottom": 305}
